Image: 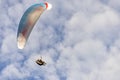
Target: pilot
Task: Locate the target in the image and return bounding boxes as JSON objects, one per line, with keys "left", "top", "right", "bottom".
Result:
{"left": 36, "top": 57, "right": 46, "bottom": 66}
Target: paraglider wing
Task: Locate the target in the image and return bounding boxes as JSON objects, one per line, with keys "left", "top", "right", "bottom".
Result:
{"left": 17, "top": 2, "right": 52, "bottom": 49}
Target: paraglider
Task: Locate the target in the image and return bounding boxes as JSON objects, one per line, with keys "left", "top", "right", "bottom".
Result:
{"left": 17, "top": 2, "right": 52, "bottom": 49}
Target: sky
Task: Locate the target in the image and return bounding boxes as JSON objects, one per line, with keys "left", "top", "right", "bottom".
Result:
{"left": 0, "top": 0, "right": 120, "bottom": 80}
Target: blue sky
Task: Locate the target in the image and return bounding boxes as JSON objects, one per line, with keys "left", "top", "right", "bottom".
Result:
{"left": 0, "top": 0, "right": 120, "bottom": 80}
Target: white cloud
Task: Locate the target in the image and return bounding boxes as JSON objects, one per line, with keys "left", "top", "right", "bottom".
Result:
{"left": 108, "top": 0, "right": 120, "bottom": 11}
{"left": 89, "top": 54, "right": 120, "bottom": 80}
{"left": 0, "top": 64, "right": 28, "bottom": 80}
{"left": 86, "top": 7, "right": 120, "bottom": 32}
{"left": 7, "top": 3, "right": 24, "bottom": 24}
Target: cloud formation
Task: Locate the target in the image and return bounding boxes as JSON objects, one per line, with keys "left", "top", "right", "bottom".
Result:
{"left": 0, "top": 0, "right": 120, "bottom": 80}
